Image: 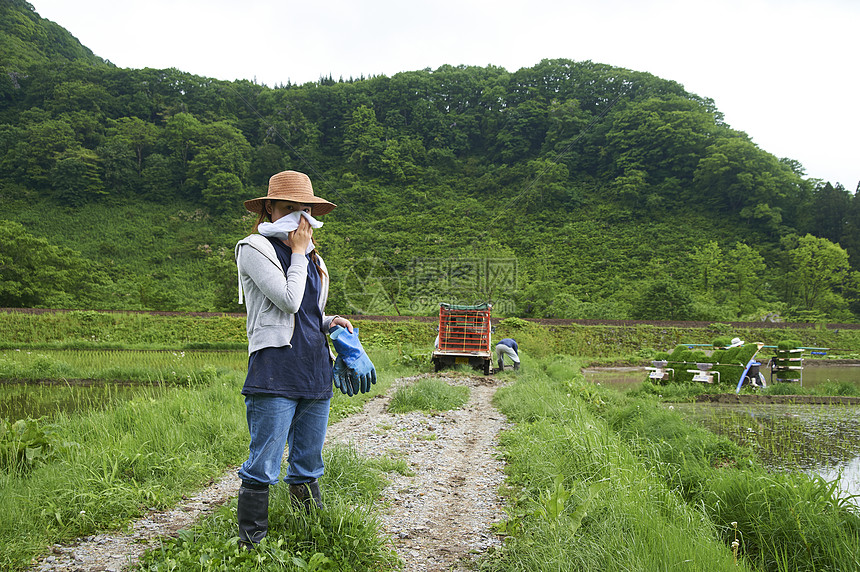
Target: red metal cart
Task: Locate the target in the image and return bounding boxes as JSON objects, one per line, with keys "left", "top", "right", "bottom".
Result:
{"left": 432, "top": 303, "right": 493, "bottom": 375}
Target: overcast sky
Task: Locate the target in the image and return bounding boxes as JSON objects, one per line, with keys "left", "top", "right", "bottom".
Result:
{"left": 30, "top": 0, "right": 859, "bottom": 190}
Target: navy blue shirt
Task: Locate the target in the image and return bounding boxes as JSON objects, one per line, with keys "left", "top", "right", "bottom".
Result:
{"left": 242, "top": 238, "right": 333, "bottom": 399}
{"left": 498, "top": 338, "right": 518, "bottom": 354}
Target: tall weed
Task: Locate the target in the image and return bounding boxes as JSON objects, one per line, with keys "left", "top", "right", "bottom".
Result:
{"left": 488, "top": 364, "right": 742, "bottom": 570}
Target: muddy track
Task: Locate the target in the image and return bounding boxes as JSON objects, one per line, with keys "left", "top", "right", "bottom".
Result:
{"left": 30, "top": 373, "right": 508, "bottom": 571}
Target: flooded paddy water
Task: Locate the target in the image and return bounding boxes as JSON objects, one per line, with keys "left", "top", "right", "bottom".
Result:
{"left": 674, "top": 401, "right": 860, "bottom": 505}
{"left": 584, "top": 363, "right": 860, "bottom": 508}
{"left": 0, "top": 382, "right": 171, "bottom": 420}
{"left": 0, "top": 349, "right": 247, "bottom": 420}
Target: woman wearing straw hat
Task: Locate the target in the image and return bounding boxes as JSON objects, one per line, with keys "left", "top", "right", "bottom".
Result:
{"left": 233, "top": 170, "right": 355, "bottom": 549}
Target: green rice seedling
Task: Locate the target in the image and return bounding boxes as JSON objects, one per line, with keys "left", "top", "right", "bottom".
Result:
{"left": 0, "top": 349, "right": 247, "bottom": 383}
{"left": 688, "top": 349, "right": 709, "bottom": 362}
{"left": 628, "top": 380, "right": 715, "bottom": 402}
{"left": 0, "top": 381, "right": 146, "bottom": 420}
{"left": 668, "top": 344, "right": 692, "bottom": 363}
{"left": 0, "top": 351, "right": 75, "bottom": 380}
{"left": 388, "top": 378, "right": 469, "bottom": 413}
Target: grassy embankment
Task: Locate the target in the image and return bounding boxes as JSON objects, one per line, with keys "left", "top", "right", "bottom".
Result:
{"left": 488, "top": 356, "right": 860, "bottom": 571}
{"left": 1, "top": 310, "right": 857, "bottom": 359}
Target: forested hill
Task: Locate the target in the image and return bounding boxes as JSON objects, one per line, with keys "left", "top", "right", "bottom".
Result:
{"left": 1, "top": 1, "right": 858, "bottom": 322}
{"left": 0, "top": 0, "right": 105, "bottom": 68}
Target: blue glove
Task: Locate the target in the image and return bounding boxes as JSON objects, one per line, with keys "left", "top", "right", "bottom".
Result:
{"left": 332, "top": 355, "right": 354, "bottom": 396}
{"left": 330, "top": 326, "right": 377, "bottom": 394}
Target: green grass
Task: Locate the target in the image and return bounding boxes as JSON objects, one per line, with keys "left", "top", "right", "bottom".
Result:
{"left": 0, "top": 346, "right": 409, "bottom": 570}
{"left": 601, "top": 393, "right": 860, "bottom": 571}
{"left": 488, "top": 360, "right": 745, "bottom": 571}
{"left": 0, "top": 372, "right": 249, "bottom": 570}
{"left": 3, "top": 310, "right": 858, "bottom": 361}
{"left": 138, "top": 445, "right": 399, "bottom": 571}
{"left": 387, "top": 378, "right": 470, "bottom": 413}
{"left": 2, "top": 325, "right": 858, "bottom": 571}
{"left": 484, "top": 354, "right": 860, "bottom": 571}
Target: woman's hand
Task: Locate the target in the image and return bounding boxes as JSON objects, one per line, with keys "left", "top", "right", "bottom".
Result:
{"left": 288, "top": 215, "right": 313, "bottom": 254}
{"left": 330, "top": 316, "right": 353, "bottom": 333}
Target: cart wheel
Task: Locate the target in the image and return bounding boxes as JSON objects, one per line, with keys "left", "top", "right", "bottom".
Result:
{"left": 483, "top": 359, "right": 492, "bottom": 376}
{"left": 433, "top": 358, "right": 442, "bottom": 373}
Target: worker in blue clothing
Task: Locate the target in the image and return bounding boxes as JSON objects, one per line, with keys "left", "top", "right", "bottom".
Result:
{"left": 495, "top": 338, "right": 520, "bottom": 372}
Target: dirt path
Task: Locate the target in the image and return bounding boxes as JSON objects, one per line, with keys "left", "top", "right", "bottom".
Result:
{"left": 31, "top": 471, "right": 242, "bottom": 572}
{"left": 326, "top": 372, "right": 508, "bottom": 571}
{"left": 31, "top": 372, "right": 508, "bottom": 571}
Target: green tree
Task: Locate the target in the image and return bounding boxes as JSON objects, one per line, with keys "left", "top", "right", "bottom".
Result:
{"left": 249, "top": 143, "right": 286, "bottom": 187}
{"left": 48, "top": 80, "right": 113, "bottom": 116}
{"left": 0, "top": 220, "right": 109, "bottom": 307}
{"left": 811, "top": 182, "right": 851, "bottom": 243}
{"left": 693, "top": 137, "right": 797, "bottom": 220}
{"left": 493, "top": 99, "right": 548, "bottom": 163}
{"left": 790, "top": 234, "right": 850, "bottom": 311}
{"left": 140, "top": 153, "right": 180, "bottom": 201}
{"left": 343, "top": 105, "right": 384, "bottom": 170}
{"left": 12, "top": 117, "right": 77, "bottom": 187}
{"left": 50, "top": 147, "right": 105, "bottom": 205}
{"left": 630, "top": 278, "right": 695, "bottom": 320}
{"left": 725, "top": 242, "right": 766, "bottom": 316}
{"left": 202, "top": 172, "right": 244, "bottom": 214}
{"left": 688, "top": 240, "right": 724, "bottom": 295}
{"left": 164, "top": 112, "right": 202, "bottom": 173}
{"left": 185, "top": 122, "right": 252, "bottom": 203}
{"left": 97, "top": 138, "right": 138, "bottom": 195}
{"left": 605, "top": 95, "right": 716, "bottom": 188}
{"left": 113, "top": 116, "right": 158, "bottom": 175}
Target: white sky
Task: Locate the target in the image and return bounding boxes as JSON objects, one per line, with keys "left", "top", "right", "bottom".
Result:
{"left": 30, "top": 0, "right": 859, "bottom": 190}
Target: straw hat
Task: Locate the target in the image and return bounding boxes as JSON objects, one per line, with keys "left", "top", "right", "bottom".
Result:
{"left": 243, "top": 171, "right": 336, "bottom": 216}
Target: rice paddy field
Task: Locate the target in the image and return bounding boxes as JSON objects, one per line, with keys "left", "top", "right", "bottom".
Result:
{"left": 1, "top": 311, "right": 859, "bottom": 570}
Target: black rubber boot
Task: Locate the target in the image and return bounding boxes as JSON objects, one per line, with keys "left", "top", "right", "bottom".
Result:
{"left": 237, "top": 481, "right": 269, "bottom": 548}
{"left": 498, "top": 359, "right": 504, "bottom": 372}
{"left": 289, "top": 479, "right": 323, "bottom": 511}
{"left": 513, "top": 362, "right": 520, "bottom": 371}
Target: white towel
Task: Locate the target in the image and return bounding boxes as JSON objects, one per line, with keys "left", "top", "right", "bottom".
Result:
{"left": 257, "top": 211, "right": 323, "bottom": 254}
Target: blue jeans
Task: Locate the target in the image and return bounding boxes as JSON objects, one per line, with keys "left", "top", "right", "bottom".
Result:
{"left": 238, "top": 394, "right": 330, "bottom": 486}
